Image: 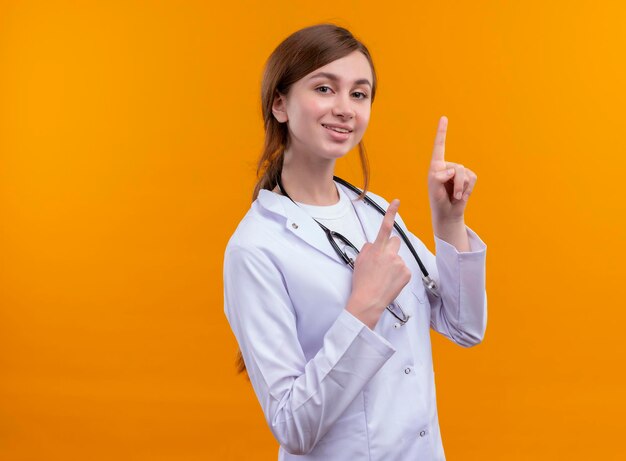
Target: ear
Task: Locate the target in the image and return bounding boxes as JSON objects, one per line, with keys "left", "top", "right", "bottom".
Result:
{"left": 271, "top": 91, "right": 288, "bottom": 123}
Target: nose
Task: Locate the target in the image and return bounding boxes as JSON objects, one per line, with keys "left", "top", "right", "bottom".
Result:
{"left": 332, "top": 93, "right": 355, "bottom": 119}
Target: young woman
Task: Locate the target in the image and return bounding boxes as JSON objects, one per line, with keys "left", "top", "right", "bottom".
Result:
{"left": 223, "top": 23, "right": 487, "bottom": 461}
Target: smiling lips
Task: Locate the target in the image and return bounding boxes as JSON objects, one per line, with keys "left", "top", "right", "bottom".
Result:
{"left": 322, "top": 123, "right": 353, "bottom": 134}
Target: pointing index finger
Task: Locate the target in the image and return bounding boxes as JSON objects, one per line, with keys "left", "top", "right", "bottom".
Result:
{"left": 431, "top": 116, "right": 448, "bottom": 164}
{"left": 374, "top": 199, "right": 400, "bottom": 246}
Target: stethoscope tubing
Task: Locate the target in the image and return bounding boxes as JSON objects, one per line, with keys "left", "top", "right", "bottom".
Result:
{"left": 275, "top": 174, "right": 440, "bottom": 298}
{"left": 332, "top": 176, "right": 429, "bottom": 276}
{"left": 331, "top": 176, "right": 439, "bottom": 298}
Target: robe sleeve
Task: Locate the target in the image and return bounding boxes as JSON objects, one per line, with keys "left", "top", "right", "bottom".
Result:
{"left": 398, "top": 218, "right": 488, "bottom": 347}
{"left": 223, "top": 244, "right": 396, "bottom": 455}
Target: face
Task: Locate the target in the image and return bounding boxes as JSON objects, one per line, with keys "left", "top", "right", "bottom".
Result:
{"left": 272, "top": 50, "right": 374, "bottom": 162}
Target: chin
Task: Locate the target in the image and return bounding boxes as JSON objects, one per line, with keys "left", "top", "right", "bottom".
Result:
{"left": 323, "top": 143, "right": 358, "bottom": 159}
{"left": 324, "top": 149, "right": 352, "bottom": 160}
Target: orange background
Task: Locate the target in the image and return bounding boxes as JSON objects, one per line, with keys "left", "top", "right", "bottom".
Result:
{"left": 1, "top": 1, "right": 625, "bottom": 460}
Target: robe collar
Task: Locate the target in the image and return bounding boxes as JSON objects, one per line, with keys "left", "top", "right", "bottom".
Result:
{"left": 256, "top": 181, "right": 384, "bottom": 266}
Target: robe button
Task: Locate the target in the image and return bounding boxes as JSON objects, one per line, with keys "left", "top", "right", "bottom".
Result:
{"left": 291, "top": 223, "right": 299, "bottom": 229}
{"left": 393, "top": 323, "right": 401, "bottom": 329}
{"left": 404, "top": 367, "right": 412, "bottom": 374}
{"left": 420, "top": 430, "right": 427, "bottom": 437}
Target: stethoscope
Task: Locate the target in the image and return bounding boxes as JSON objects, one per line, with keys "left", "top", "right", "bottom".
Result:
{"left": 276, "top": 175, "right": 440, "bottom": 310}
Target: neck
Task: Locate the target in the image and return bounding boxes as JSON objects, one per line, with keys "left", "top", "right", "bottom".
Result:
{"left": 277, "top": 148, "right": 339, "bottom": 205}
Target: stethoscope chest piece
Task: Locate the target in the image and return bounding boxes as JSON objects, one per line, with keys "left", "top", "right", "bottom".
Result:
{"left": 422, "top": 275, "right": 440, "bottom": 298}
{"left": 277, "top": 174, "right": 443, "bottom": 300}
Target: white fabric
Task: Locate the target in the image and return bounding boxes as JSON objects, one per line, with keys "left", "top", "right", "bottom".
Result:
{"left": 223, "top": 180, "right": 488, "bottom": 460}
{"left": 295, "top": 184, "right": 368, "bottom": 258}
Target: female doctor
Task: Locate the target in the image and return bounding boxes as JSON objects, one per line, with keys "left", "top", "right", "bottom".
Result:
{"left": 223, "top": 24, "right": 487, "bottom": 461}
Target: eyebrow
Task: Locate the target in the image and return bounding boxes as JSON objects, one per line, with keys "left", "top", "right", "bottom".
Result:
{"left": 308, "top": 72, "right": 372, "bottom": 88}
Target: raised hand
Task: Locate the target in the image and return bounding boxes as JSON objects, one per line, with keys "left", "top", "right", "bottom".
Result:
{"left": 346, "top": 199, "right": 412, "bottom": 329}
{"left": 427, "top": 116, "right": 477, "bottom": 224}
{"left": 428, "top": 117, "right": 477, "bottom": 251}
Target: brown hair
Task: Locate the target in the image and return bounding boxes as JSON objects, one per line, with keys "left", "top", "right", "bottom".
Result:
{"left": 237, "top": 23, "right": 378, "bottom": 374}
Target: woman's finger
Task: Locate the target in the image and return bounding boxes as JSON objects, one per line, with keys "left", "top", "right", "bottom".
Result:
{"left": 387, "top": 235, "right": 402, "bottom": 254}
{"left": 430, "top": 116, "right": 448, "bottom": 165}
{"left": 374, "top": 199, "right": 400, "bottom": 246}
{"left": 448, "top": 163, "right": 465, "bottom": 201}
{"left": 432, "top": 167, "right": 455, "bottom": 183}
{"left": 462, "top": 169, "right": 478, "bottom": 201}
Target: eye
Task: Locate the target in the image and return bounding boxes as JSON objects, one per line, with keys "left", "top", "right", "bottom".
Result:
{"left": 315, "top": 85, "right": 332, "bottom": 94}
{"left": 352, "top": 91, "right": 368, "bottom": 100}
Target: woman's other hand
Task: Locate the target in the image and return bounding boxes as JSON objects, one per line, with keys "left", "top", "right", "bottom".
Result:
{"left": 346, "top": 199, "right": 411, "bottom": 329}
{"left": 427, "top": 116, "right": 475, "bottom": 251}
